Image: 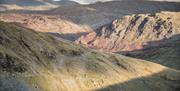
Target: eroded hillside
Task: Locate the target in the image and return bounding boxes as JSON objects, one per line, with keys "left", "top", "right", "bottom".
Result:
{"left": 0, "top": 21, "right": 180, "bottom": 91}
{"left": 77, "top": 12, "right": 180, "bottom": 52}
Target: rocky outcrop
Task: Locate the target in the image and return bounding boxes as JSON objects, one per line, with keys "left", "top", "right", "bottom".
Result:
{"left": 77, "top": 12, "right": 180, "bottom": 52}
{"left": 0, "top": 21, "right": 180, "bottom": 91}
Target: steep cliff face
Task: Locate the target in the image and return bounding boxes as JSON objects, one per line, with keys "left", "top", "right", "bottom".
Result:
{"left": 77, "top": 12, "right": 180, "bottom": 52}
{"left": 0, "top": 21, "right": 179, "bottom": 91}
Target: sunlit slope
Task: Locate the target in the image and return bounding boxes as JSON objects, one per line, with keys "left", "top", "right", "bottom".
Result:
{"left": 0, "top": 21, "right": 179, "bottom": 91}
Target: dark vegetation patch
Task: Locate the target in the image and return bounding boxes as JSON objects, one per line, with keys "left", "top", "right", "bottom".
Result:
{"left": 109, "top": 56, "right": 134, "bottom": 71}
{"left": 0, "top": 53, "right": 27, "bottom": 73}
{"left": 0, "top": 36, "right": 10, "bottom": 45}
{"left": 59, "top": 48, "right": 84, "bottom": 56}
{"left": 85, "top": 60, "right": 107, "bottom": 74}
{"left": 41, "top": 50, "right": 57, "bottom": 59}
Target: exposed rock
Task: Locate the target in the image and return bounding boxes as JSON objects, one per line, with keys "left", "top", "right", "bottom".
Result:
{"left": 77, "top": 12, "right": 180, "bottom": 52}
{"left": 0, "top": 21, "right": 179, "bottom": 91}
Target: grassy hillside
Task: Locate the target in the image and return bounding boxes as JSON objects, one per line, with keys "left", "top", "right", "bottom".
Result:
{"left": 0, "top": 21, "right": 179, "bottom": 91}
{"left": 119, "top": 34, "right": 180, "bottom": 70}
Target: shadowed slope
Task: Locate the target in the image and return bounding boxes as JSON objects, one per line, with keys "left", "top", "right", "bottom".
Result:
{"left": 95, "top": 69, "right": 180, "bottom": 91}
{"left": 0, "top": 21, "right": 179, "bottom": 91}
{"left": 49, "top": 1, "right": 180, "bottom": 29}
{"left": 119, "top": 34, "right": 180, "bottom": 70}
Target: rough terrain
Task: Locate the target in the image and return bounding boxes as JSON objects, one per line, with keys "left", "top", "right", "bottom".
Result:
{"left": 47, "top": 1, "right": 180, "bottom": 29}
{"left": 0, "top": 21, "right": 179, "bottom": 91}
{"left": 1, "top": 1, "right": 179, "bottom": 29}
{"left": 77, "top": 12, "right": 180, "bottom": 52}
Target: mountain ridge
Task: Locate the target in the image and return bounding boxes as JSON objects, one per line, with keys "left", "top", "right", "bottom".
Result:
{"left": 0, "top": 21, "right": 179, "bottom": 91}
{"left": 77, "top": 11, "right": 180, "bottom": 52}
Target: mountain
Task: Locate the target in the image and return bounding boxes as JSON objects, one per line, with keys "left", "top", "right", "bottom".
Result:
{"left": 76, "top": 11, "right": 180, "bottom": 70}
{"left": 0, "top": 0, "right": 59, "bottom": 11}
{"left": 0, "top": 14, "right": 92, "bottom": 40}
{"left": 0, "top": 0, "right": 78, "bottom": 5}
{"left": 0, "top": 0, "right": 78, "bottom": 8}
{"left": 0, "top": 21, "right": 180, "bottom": 91}
{"left": 1, "top": 1, "right": 179, "bottom": 29}
{"left": 58, "top": 0, "right": 180, "bottom": 4}
{"left": 45, "top": 0, "right": 79, "bottom": 6}
{"left": 0, "top": 1, "right": 179, "bottom": 43}
{"left": 0, "top": 0, "right": 45, "bottom": 5}
{"left": 46, "top": 0, "right": 180, "bottom": 29}
{"left": 77, "top": 11, "right": 180, "bottom": 52}
{"left": 1, "top": 0, "right": 179, "bottom": 5}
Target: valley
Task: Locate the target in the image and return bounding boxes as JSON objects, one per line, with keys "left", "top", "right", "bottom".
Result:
{"left": 0, "top": 21, "right": 179, "bottom": 91}
{"left": 0, "top": 0, "right": 180, "bottom": 91}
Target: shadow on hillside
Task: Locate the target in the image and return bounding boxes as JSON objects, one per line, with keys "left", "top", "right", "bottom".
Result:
{"left": 1, "top": 1, "right": 179, "bottom": 29}
{"left": 50, "top": 1, "right": 180, "bottom": 15}
{"left": 2, "top": 21, "right": 91, "bottom": 41}
{"left": 45, "top": 0, "right": 79, "bottom": 6}
{"left": 94, "top": 69, "right": 180, "bottom": 91}
{"left": 0, "top": 21, "right": 180, "bottom": 91}
{"left": 49, "top": 1, "right": 180, "bottom": 28}
{"left": 0, "top": 1, "right": 45, "bottom": 6}
{"left": 118, "top": 34, "right": 180, "bottom": 70}
{"left": 48, "top": 32, "right": 90, "bottom": 41}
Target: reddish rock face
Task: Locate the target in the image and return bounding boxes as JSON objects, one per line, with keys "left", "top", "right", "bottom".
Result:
{"left": 77, "top": 12, "right": 180, "bottom": 52}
